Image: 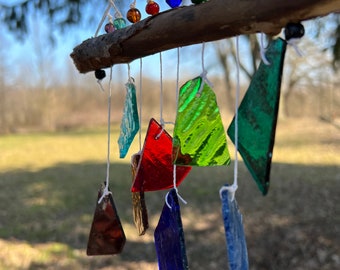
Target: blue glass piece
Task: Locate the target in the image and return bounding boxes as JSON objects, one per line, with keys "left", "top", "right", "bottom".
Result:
{"left": 166, "top": 0, "right": 182, "bottom": 8}
{"left": 154, "top": 189, "right": 188, "bottom": 270}
{"left": 221, "top": 185, "right": 249, "bottom": 270}
{"left": 118, "top": 82, "right": 140, "bottom": 158}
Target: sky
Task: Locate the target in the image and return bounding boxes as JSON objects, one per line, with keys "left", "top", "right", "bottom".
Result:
{"left": 0, "top": 1, "right": 338, "bottom": 89}
{"left": 1, "top": 0, "right": 230, "bottom": 88}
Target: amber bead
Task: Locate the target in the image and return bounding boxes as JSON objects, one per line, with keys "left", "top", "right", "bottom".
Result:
{"left": 127, "top": 8, "right": 141, "bottom": 23}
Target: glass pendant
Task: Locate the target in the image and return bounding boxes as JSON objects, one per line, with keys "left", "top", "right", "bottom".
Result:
{"left": 131, "top": 118, "right": 192, "bottom": 192}
{"left": 131, "top": 153, "right": 149, "bottom": 235}
{"left": 118, "top": 81, "right": 140, "bottom": 158}
{"left": 173, "top": 76, "right": 231, "bottom": 166}
{"left": 221, "top": 185, "right": 249, "bottom": 270}
{"left": 154, "top": 189, "right": 189, "bottom": 270}
{"left": 87, "top": 184, "right": 126, "bottom": 255}
{"left": 227, "top": 38, "right": 287, "bottom": 195}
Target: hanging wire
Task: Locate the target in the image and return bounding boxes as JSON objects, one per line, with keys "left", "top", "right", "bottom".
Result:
{"left": 98, "top": 67, "right": 113, "bottom": 204}
{"left": 138, "top": 58, "right": 143, "bottom": 151}
{"left": 219, "top": 36, "right": 241, "bottom": 201}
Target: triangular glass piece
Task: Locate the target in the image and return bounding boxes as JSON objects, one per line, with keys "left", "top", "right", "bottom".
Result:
{"left": 154, "top": 189, "right": 189, "bottom": 270}
{"left": 131, "top": 153, "right": 149, "bottom": 235}
{"left": 87, "top": 184, "right": 126, "bottom": 255}
{"left": 131, "top": 118, "right": 192, "bottom": 192}
{"left": 173, "top": 76, "right": 231, "bottom": 166}
{"left": 221, "top": 185, "right": 249, "bottom": 270}
{"left": 227, "top": 38, "right": 287, "bottom": 195}
{"left": 118, "top": 81, "right": 140, "bottom": 158}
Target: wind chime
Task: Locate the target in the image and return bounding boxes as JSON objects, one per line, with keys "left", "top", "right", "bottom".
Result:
{"left": 85, "top": 1, "right": 305, "bottom": 269}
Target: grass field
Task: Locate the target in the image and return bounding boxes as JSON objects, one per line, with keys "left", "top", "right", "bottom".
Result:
{"left": 0, "top": 118, "right": 339, "bottom": 270}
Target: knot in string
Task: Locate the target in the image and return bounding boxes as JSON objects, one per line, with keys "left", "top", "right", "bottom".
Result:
{"left": 98, "top": 183, "right": 112, "bottom": 204}
{"left": 219, "top": 183, "right": 238, "bottom": 202}
{"left": 260, "top": 33, "right": 270, "bottom": 65}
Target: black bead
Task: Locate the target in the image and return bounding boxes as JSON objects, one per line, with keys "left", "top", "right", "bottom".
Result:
{"left": 284, "top": 22, "right": 305, "bottom": 41}
{"left": 95, "top": 69, "right": 106, "bottom": 80}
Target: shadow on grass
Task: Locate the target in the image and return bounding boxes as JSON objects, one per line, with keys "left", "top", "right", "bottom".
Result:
{"left": 0, "top": 161, "right": 339, "bottom": 269}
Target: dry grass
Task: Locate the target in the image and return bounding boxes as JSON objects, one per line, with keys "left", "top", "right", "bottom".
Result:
{"left": 0, "top": 117, "right": 339, "bottom": 270}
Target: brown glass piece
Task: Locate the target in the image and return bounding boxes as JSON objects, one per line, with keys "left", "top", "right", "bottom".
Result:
{"left": 87, "top": 184, "right": 126, "bottom": 255}
{"left": 131, "top": 153, "right": 149, "bottom": 235}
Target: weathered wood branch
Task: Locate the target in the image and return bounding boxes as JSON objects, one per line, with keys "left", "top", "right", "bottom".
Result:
{"left": 70, "top": 0, "right": 340, "bottom": 73}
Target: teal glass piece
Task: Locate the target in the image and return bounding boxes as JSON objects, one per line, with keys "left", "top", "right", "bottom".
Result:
{"left": 221, "top": 185, "right": 249, "bottom": 270}
{"left": 227, "top": 38, "right": 287, "bottom": 195}
{"left": 118, "top": 82, "right": 140, "bottom": 158}
{"left": 173, "top": 76, "right": 231, "bottom": 166}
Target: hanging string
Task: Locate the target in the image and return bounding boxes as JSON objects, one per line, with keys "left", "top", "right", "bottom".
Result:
{"left": 94, "top": 0, "right": 123, "bottom": 37}
{"left": 259, "top": 33, "right": 270, "bottom": 65}
{"left": 198, "top": 42, "right": 213, "bottom": 96}
{"left": 130, "top": 0, "right": 137, "bottom": 8}
{"left": 220, "top": 36, "right": 240, "bottom": 202}
{"left": 138, "top": 58, "right": 143, "bottom": 151}
{"left": 287, "top": 38, "right": 304, "bottom": 56}
{"left": 98, "top": 67, "right": 114, "bottom": 204}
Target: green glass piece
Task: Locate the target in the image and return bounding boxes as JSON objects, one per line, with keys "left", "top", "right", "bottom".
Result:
{"left": 113, "top": 18, "right": 127, "bottom": 30}
{"left": 118, "top": 82, "right": 139, "bottom": 158}
{"left": 227, "top": 38, "right": 287, "bottom": 195}
{"left": 173, "top": 76, "right": 231, "bottom": 166}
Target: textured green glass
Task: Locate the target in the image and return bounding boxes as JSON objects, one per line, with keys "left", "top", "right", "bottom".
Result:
{"left": 227, "top": 38, "right": 287, "bottom": 195}
{"left": 118, "top": 82, "right": 139, "bottom": 158}
{"left": 173, "top": 76, "right": 230, "bottom": 166}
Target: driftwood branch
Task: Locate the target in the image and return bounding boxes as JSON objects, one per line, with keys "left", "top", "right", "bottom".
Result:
{"left": 70, "top": 0, "right": 340, "bottom": 73}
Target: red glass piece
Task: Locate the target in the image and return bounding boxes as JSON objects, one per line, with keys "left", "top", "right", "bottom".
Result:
{"left": 146, "top": 1, "right": 160, "bottom": 15}
{"left": 87, "top": 184, "right": 126, "bottom": 255}
{"left": 127, "top": 8, "right": 141, "bottom": 23}
{"left": 131, "top": 118, "right": 192, "bottom": 192}
{"left": 131, "top": 153, "right": 149, "bottom": 235}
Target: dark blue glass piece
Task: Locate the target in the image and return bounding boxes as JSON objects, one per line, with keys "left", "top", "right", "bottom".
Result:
{"left": 221, "top": 186, "right": 248, "bottom": 270}
{"left": 154, "top": 189, "right": 188, "bottom": 270}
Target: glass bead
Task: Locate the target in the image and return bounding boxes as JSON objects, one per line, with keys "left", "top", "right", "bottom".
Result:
{"left": 131, "top": 118, "right": 191, "bottom": 192}
{"left": 94, "top": 69, "right": 106, "bottom": 80}
{"left": 127, "top": 8, "right": 142, "bottom": 23}
{"left": 118, "top": 82, "right": 140, "bottom": 158}
{"left": 227, "top": 38, "right": 287, "bottom": 195}
{"left": 104, "top": 22, "right": 115, "bottom": 33}
{"left": 166, "top": 0, "right": 182, "bottom": 8}
{"left": 113, "top": 18, "right": 127, "bottom": 30}
{"left": 154, "top": 189, "right": 189, "bottom": 270}
{"left": 221, "top": 186, "right": 249, "bottom": 270}
{"left": 146, "top": 1, "right": 160, "bottom": 15}
{"left": 131, "top": 153, "right": 149, "bottom": 236}
{"left": 172, "top": 76, "right": 231, "bottom": 166}
{"left": 284, "top": 22, "right": 305, "bottom": 40}
{"left": 191, "top": 0, "right": 207, "bottom": 4}
{"left": 87, "top": 184, "right": 126, "bottom": 255}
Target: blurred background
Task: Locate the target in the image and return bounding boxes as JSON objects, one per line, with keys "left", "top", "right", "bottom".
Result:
{"left": 0, "top": 1, "right": 339, "bottom": 269}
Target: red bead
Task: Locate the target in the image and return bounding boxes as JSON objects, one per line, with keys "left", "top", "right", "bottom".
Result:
{"left": 127, "top": 8, "right": 141, "bottom": 23}
{"left": 146, "top": 1, "right": 160, "bottom": 15}
{"left": 104, "top": 22, "right": 115, "bottom": 33}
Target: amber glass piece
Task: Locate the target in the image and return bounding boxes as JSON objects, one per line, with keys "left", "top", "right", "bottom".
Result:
{"left": 227, "top": 38, "right": 287, "bottom": 195}
{"left": 131, "top": 118, "right": 192, "bottom": 192}
{"left": 221, "top": 185, "right": 249, "bottom": 270}
{"left": 87, "top": 184, "right": 126, "bottom": 255}
{"left": 154, "top": 189, "right": 189, "bottom": 270}
{"left": 173, "top": 76, "right": 230, "bottom": 166}
{"left": 131, "top": 153, "right": 149, "bottom": 235}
